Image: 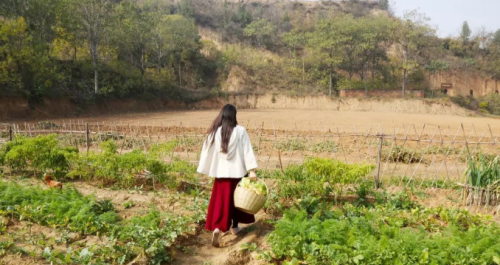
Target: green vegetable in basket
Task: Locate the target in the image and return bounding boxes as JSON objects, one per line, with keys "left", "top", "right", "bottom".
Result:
{"left": 240, "top": 178, "right": 267, "bottom": 196}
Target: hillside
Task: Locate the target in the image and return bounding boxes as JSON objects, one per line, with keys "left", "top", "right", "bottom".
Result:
{"left": 1, "top": 0, "right": 500, "bottom": 115}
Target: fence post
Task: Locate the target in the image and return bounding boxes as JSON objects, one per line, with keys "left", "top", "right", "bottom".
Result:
{"left": 86, "top": 123, "right": 90, "bottom": 154}
{"left": 375, "top": 134, "right": 384, "bottom": 189}
{"left": 9, "top": 125, "right": 12, "bottom": 141}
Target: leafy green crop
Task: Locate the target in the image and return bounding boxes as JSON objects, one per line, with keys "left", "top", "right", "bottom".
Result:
{"left": 0, "top": 135, "right": 78, "bottom": 176}
{"left": 466, "top": 154, "right": 500, "bottom": 188}
{"left": 271, "top": 158, "right": 374, "bottom": 199}
{"left": 0, "top": 181, "right": 206, "bottom": 264}
{"left": 67, "top": 140, "right": 193, "bottom": 188}
{"left": 0, "top": 181, "right": 119, "bottom": 234}
{"left": 269, "top": 203, "right": 500, "bottom": 264}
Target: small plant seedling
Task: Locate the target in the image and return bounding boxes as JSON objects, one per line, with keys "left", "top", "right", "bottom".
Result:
{"left": 240, "top": 243, "right": 257, "bottom": 252}
{"left": 123, "top": 201, "right": 134, "bottom": 209}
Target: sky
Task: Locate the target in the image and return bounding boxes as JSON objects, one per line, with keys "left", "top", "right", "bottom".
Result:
{"left": 392, "top": 0, "right": 500, "bottom": 38}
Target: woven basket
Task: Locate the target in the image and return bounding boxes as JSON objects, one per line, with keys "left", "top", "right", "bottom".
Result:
{"left": 234, "top": 181, "right": 268, "bottom": 215}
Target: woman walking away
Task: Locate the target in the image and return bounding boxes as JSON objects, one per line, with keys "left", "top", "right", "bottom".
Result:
{"left": 197, "top": 104, "right": 258, "bottom": 247}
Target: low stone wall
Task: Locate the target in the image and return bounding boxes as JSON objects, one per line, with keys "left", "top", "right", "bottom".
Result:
{"left": 339, "top": 89, "right": 424, "bottom": 98}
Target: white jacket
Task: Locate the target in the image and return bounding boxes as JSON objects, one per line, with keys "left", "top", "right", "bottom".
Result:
{"left": 197, "top": 125, "right": 258, "bottom": 178}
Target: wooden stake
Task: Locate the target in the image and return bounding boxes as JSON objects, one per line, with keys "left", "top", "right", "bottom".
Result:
{"left": 86, "top": 123, "right": 90, "bottom": 154}
{"left": 375, "top": 134, "right": 383, "bottom": 189}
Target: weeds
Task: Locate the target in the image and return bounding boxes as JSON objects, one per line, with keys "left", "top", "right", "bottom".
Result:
{"left": 383, "top": 145, "right": 423, "bottom": 163}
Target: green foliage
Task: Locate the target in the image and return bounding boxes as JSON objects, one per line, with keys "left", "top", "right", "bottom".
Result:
{"left": 425, "top": 60, "right": 450, "bottom": 75}
{"left": 0, "top": 135, "right": 194, "bottom": 189}
{"left": 1, "top": 0, "right": 500, "bottom": 101}
{"left": 0, "top": 135, "right": 78, "bottom": 175}
{"left": 354, "top": 180, "right": 373, "bottom": 205}
{"left": 0, "top": 180, "right": 205, "bottom": 264}
{"left": 0, "top": 181, "right": 119, "bottom": 234}
{"left": 452, "top": 93, "right": 500, "bottom": 116}
{"left": 379, "top": 0, "right": 389, "bottom": 11}
{"left": 243, "top": 19, "right": 276, "bottom": 48}
{"left": 461, "top": 21, "right": 472, "bottom": 43}
{"left": 465, "top": 154, "right": 500, "bottom": 188}
{"left": 68, "top": 140, "right": 186, "bottom": 188}
{"left": 482, "top": 93, "right": 500, "bottom": 115}
{"left": 479, "top": 101, "right": 489, "bottom": 109}
{"left": 337, "top": 78, "right": 397, "bottom": 90}
{"left": 113, "top": 210, "right": 196, "bottom": 264}
{"left": 269, "top": 202, "right": 500, "bottom": 264}
{"left": 494, "top": 29, "right": 500, "bottom": 46}
{"left": 271, "top": 158, "right": 374, "bottom": 199}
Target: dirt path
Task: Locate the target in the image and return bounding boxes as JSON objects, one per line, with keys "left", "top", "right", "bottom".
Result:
{"left": 172, "top": 214, "right": 271, "bottom": 265}
{"left": 31, "top": 109, "right": 500, "bottom": 135}
{"left": 73, "top": 181, "right": 270, "bottom": 265}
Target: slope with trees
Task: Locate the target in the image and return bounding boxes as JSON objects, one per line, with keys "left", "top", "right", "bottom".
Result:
{"left": 1, "top": 0, "right": 500, "bottom": 115}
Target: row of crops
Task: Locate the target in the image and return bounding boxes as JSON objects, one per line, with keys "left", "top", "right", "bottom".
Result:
{"left": 1, "top": 134, "right": 500, "bottom": 264}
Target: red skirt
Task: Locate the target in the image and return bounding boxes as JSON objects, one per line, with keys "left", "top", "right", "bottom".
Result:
{"left": 205, "top": 178, "right": 255, "bottom": 232}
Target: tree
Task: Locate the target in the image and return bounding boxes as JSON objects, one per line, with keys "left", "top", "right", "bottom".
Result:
{"left": 0, "top": 18, "right": 59, "bottom": 102}
{"left": 394, "top": 10, "right": 435, "bottom": 98}
{"left": 144, "top": 0, "right": 171, "bottom": 85}
{"left": 0, "top": 0, "right": 60, "bottom": 49}
{"left": 493, "top": 29, "right": 500, "bottom": 46}
{"left": 355, "top": 16, "right": 392, "bottom": 95}
{"left": 309, "top": 15, "right": 355, "bottom": 96}
{"left": 243, "top": 19, "right": 276, "bottom": 48}
{"left": 379, "top": 0, "right": 389, "bottom": 11}
{"left": 70, "top": 0, "right": 111, "bottom": 94}
{"left": 112, "top": 2, "right": 150, "bottom": 87}
{"left": 56, "top": 0, "right": 85, "bottom": 61}
{"left": 461, "top": 21, "right": 471, "bottom": 43}
{"left": 178, "top": 0, "right": 194, "bottom": 18}
{"left": 282, "top": 28, "right": 308, "bottom": 74}
{"left": 162, "top": 15, "right": 200, "bottom": 87}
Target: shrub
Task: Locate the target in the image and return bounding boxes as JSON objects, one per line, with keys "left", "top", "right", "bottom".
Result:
{"left": 479, "top": 101, "right": 489, "bottom": 109}
{"left": 337, "top": 78, "right": 398, "bottom": 90}
{"left": 0, "top": 135, "right": 78, "bottom": 176}
{"left": 483, "top": 93, "right": 500, "bottom": 115}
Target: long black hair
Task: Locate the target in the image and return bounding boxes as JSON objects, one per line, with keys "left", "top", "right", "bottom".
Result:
{"left": 208, "top": 104, "right": 238, "bottom": 153}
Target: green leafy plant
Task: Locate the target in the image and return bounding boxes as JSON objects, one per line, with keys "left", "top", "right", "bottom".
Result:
{"left": 271, "top": 158, "right": 374, "bottom": 199}
{"left": 0, "top": 181, "right": 119, "bottom": 234}
{"left": 269, "top": 203, "right": 500, "bottom": 264}
{"left": 0, "top": 135, "right": 78, "bottom": 176}
{"left": 465, "top": 154, "right": 500, "bottom": 188}
{"left": 67, "top": 140, "right": 185, "bottom": 188}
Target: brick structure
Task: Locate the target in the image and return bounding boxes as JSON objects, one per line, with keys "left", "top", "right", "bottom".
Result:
{"left": 339, "top": 89, "right": 425, "bottom": 98}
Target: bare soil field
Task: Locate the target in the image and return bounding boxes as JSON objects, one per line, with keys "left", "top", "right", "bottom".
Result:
{"left": 40, "top": 109, "right": 500, "bottom": 135}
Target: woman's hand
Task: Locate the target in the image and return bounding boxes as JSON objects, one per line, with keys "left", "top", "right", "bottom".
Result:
{"left": 248, "top": 170, "right": 257, "bottom": 181}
